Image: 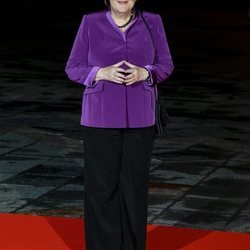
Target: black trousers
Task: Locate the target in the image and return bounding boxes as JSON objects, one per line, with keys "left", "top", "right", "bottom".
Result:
{"left": 81, "top": 124, "right": 156, "bottom": 250}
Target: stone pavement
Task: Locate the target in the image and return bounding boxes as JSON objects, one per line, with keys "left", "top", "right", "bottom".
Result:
{"left": 0, "top": 9, "right": 249, "bottom": 233}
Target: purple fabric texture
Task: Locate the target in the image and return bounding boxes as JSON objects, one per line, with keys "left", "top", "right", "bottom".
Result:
{"left": 65, "top": 9, "right": 174, "bottom": 128}
{"left": 143, "top": 65, "right": 154, "bottom": 85}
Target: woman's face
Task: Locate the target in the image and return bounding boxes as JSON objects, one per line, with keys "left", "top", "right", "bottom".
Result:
{"left": 109, "top": 0, "right": 136, "bottom": 14}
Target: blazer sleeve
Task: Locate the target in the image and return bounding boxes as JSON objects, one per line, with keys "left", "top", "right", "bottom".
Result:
{"left": 65, "top": 14, "right": 100, "bottom": 87}
{"left": 143, "top": 14, "right": 174, "bottom": 86}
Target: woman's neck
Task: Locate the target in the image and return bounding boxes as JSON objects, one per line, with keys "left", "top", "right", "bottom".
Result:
{"left": 110, "top": 9, "right": 132, "bottom": 22}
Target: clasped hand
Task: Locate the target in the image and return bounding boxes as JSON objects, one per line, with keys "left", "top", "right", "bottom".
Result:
{"left": 97, "top": 60, "right": 149, "bottom": 85}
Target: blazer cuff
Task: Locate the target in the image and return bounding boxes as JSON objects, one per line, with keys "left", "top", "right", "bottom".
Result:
{"left": 84, "top": 66, "right": 101, "bottom": 87}
{"left": 143, "top": 65, "right": 154, "bottom": 86}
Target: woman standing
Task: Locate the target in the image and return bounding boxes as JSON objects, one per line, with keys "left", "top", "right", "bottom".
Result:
{"left": 65, "top": 0, "right": 174, "bottom": 249}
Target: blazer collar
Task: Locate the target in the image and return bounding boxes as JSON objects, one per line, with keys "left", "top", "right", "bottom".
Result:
{"left": 105, "top": 8, "right": 139, "bottom": 41}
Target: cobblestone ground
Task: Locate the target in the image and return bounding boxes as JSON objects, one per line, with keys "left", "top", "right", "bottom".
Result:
{"left": 0, "top": 9, "right": 249, "bottom": 233}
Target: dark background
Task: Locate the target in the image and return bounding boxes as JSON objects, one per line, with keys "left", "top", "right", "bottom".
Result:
{"left": 0, "top": 0, "right": 249, "bottom": 32}
{"left": 0, "top": 1, "right": 249, "bottom": 30}
{"left": 0, "top": 1, "right": 249, "bottom": 233}
{"left": 0, "top": 0, "right": 249, "bottom": 134}
{"left": 1, "top": 1, "right": 249, "bottom": 77}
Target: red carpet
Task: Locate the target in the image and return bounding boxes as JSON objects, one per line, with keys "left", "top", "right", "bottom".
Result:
{"left": 0, "top": 212, "right": 249, "bottom": 250}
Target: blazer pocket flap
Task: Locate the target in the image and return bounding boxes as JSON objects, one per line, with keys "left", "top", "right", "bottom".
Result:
{"left": 84, "top": 81, "right": 104, "bottom": 95}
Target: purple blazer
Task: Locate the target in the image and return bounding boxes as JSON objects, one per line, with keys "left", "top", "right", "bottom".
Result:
{"left": 65, "top": 8, "right": 174, "bottom": 128}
